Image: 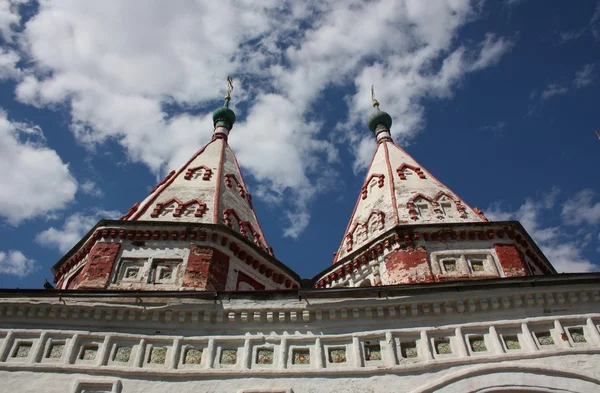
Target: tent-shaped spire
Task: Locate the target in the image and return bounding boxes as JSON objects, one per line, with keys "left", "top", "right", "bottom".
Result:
{"left": 122, "top": 78, "right": 272, "bottom": 255}
{"left": 333, "top": 92, "right": 487, "bottom": 264}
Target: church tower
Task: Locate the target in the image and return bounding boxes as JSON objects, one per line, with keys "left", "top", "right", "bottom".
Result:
{"left": 314, "top": 90, "right": 556, "bottom": 288}
{"left": 51, "top": 79, "right": 301, "bottom": 291}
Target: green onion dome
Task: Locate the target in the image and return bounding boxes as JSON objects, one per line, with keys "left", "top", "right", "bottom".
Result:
{"left": 212, "top": 100, "right": 236, "bottom": 130}
{"left": 367, "top": 107, "right": 392, "bottom": 134}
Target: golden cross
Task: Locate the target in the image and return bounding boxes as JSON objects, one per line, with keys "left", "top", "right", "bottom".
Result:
{"left": 371, "top": 85, "right": 379, "bottom": 108}
{"left": 225, "top": 76, "right": 234, "bottom": 101}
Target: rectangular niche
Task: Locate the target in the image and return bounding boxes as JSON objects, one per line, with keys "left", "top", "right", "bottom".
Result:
{"left": 77, "top": 342, "right": 101, "bottom": 363}
{"left": 363, "top": 341, "right": 382, "bottom": 362}
{"left": 181, "top": 345, "right": 204, "bottom": 367}
{"left": 10, "top": 340, "right": 34, "bottom": 361}
{"left": 468, "top": 335, "right": 487, "bottom": 353}
{"left": 42, "top": 338, "right": 68, "bottom": 362}
{"left": 255, "top": 347, "right": 274, "bottom": 365}
{"left": 107, "top": 341, "right": 138, "bottom": 366}
{"left": 501, "top": 334, "right": 521, "bottom": 351}
{"left": 400, "top": 340, "right": 418, "bottom": 359}
{"left": 442, "top": 259, "right": 457, "bottom": 273}
{"left": 291, "top": 348, "right": 310, "bottom": 366}
{"left": 533, "top": 330, "right": 555, "bottom": 348}
{"left": 327, "top": 346, "right": 347, "bottom": 364}
{"left": 568, "top": 327, "right": 587, "bottom": 344}
{"left": 433, "top": 337, "right": 452, "bottom": 356}
{"left": 149, "top": 259, "right": 182, "bottom": 284}
{"left": 217, "top": 347, "right": 239, "bottom": 367}
{"left": 146, "top": 344, "right": 169, "bottom": 366}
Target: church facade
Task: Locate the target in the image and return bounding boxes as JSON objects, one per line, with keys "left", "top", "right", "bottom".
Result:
{"left": 0, "top": 92, "right": 599, "bottom": 393}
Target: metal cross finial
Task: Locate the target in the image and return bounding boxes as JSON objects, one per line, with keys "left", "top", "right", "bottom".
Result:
{"left": 225, "top": 76, "right": 234, "bottom": 101}
{"left": 595, "top": 130, "right": 600, "bottom": 140}
{"left": 371, "top": 85, "right": 379, "bottom": 108}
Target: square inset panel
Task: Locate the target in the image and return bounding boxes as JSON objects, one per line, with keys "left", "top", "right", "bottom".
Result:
{"left": 470, "top": 260, "right": 485, "bottom": 272}
{"left": 434, "top": 338, "right": 452, "bottom": 355}
{"left": 117, "top": 258, "right": 146, "bottom": 282}
{"left": 328, "top": 347, "right": 346, "bottom": 363}
{"left": 149, "top": 346, "right": 167, "bottom": 364}
{"left": 535, "top": 331, "right": 554, "bottom": 346}
{"left": 256, "top": 348, "right": 274, "bottom": 365}
{"left": 442, "top": 259, "right": 457, "bottom": 272}
{"left": 569, "top": 327, "right": 586, "bottom": 343}
{"left": 220, "top": 349, "right": 237, "bottom": 365}
{"left": 400, "top": 341, "right": 418, "bottom": 359}
{"left": 12, "top": 341, "right": 32, "bottom": 358}
{"left": 47, "top": 342, "right": 65, "bottom": 359}
{"left": 469, "top": 336, "right": 487, "bottom": 352}
{"left": 113, "top": 346, "right": 132, "bottom": 362}
{"left": 80, "top": 345, "right": 99, "bottom": 361}
{"left": 292, "top": 348, "right": 310, "bottom": 365}
{"left": 150, "top": 259, "right": 181, "bottom": 284}
{"left": 364, "top": 343, "right": 381, "bottom": 361}
{"left": 502, "top": 335, "right": 521, "bottom": 350}
{"left": 183, "top": 347, "right": 203, "bottom": 365}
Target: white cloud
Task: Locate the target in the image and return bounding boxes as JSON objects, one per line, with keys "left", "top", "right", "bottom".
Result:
{"left": 8, "top": 0, "right": 512, "bottom": 237}
{"left": 562, "top": 189, "right": 600, "bottom": 226}
{"left": 36, "top": 209, "right": 121, "bottom": 253}
{"left": 573, "top": 64, "right": 596, "bottom": 88}
{"left": 0, "top": 108, "right": 78, "bottom": 224}
{"left": 80, "top": 180, "right": 103, "bottom": 197}
{"left": 592, "top": 1, "right": 600, "bottom": 41}
{"left": 486, "top": 190, "right": 598, "bottom": 273}
{"left": 541, "top": 83, "right": 568, "bottom": 100}
{"left": 0, "top": 250, "right": 37, "bottom": 277}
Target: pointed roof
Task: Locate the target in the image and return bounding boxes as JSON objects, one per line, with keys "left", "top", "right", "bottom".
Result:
{"left": 121, "top": 97, "right": 273, "bottom": 256}
{"left": 333, "top": 105, "right": 487, "bottom": 264}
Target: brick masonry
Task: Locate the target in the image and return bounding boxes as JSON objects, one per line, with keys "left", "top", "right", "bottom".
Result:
{"left": 76, "top": 242, "right": 122, "bottom": 289}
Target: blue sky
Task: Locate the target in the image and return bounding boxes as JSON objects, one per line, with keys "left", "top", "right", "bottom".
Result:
{"left": 0, "top": 0, "right": 599, "bottom": 288}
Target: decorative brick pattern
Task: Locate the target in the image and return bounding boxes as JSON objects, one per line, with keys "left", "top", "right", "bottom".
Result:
{"left": 328, "top": 347, "right": 347, "bottom": 363}
{"left": 401, "top": 341, "right": 418, "bottom": 358}
{"left": 434, "top": 338, "right": 452, "bottom": 355}
{"left": 149, "top": 347, "right": 167, "bottom": 364}
{"left": 292, "top": 349, "right": 310, "bottom": 365}
{"left": 114, "top": 346, "right": 132, "bottom": 362}
{"left": 469, "top": 336, "right": 486, "bottom": 352}
{"left": 220, "top": 349, "right": 237, "bottom": 365}
{"left": 503, "top": 335, "right": 521, "bottom": 350}
{"left": 13, "top": 342, "right": 32, "bottom": 358}
{"left": 48, "top": 343, "right": 65, "bottom": 358}
{"left": 184, "top": 348, "right": 203, "bottom": 364}
{"left": 364, "top": 343, "right": 381, "bottom": 361}
{"left": 256, "top": 348, "right": 274, "bottom": 365}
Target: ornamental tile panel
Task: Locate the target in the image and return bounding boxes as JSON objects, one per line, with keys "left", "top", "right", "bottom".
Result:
{"left": 184, "top": 348, "right": 203, "bottom": 364}
{"left": 220, "top": 349, "right": 237, "bottom": 365}
{"left": 150, "top": 347, "right": 167, "bottom": 364}
{"left": 469, "top": 336, "right": 487, "bottom": 352}
{"left": 292, "top": 349, "right": 310, "bottom": 365}
{"left": 328, "top": 347, "right": 347, "bottom": 363}
{"left": 114, "top": 346, "right": 132, "bottom": 362}
{"left": 256, "top": 348, "right": 274, "bottom": 365}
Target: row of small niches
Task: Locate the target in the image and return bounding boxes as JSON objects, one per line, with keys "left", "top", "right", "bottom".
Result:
{"left": 1, "top": 322, "right": 598, "bottom": 369}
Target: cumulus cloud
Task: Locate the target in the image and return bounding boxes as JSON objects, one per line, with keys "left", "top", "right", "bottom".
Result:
{"left": 562, "top": 189, "right": 600, "bottom": 226}
{"left": 0, "top": 109, "right": 78, "bottom": 224}
{"left": 486, "top": 189, "right": 598, "bottom": 273}
{"left": 8, "top": 0, "right": 513, "bottom": 237}
{"left": 36, "top": 209, "right": 121, "bottom": 253}
{"left": 0, "top": 250, "right": 37, "bottom": 277}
